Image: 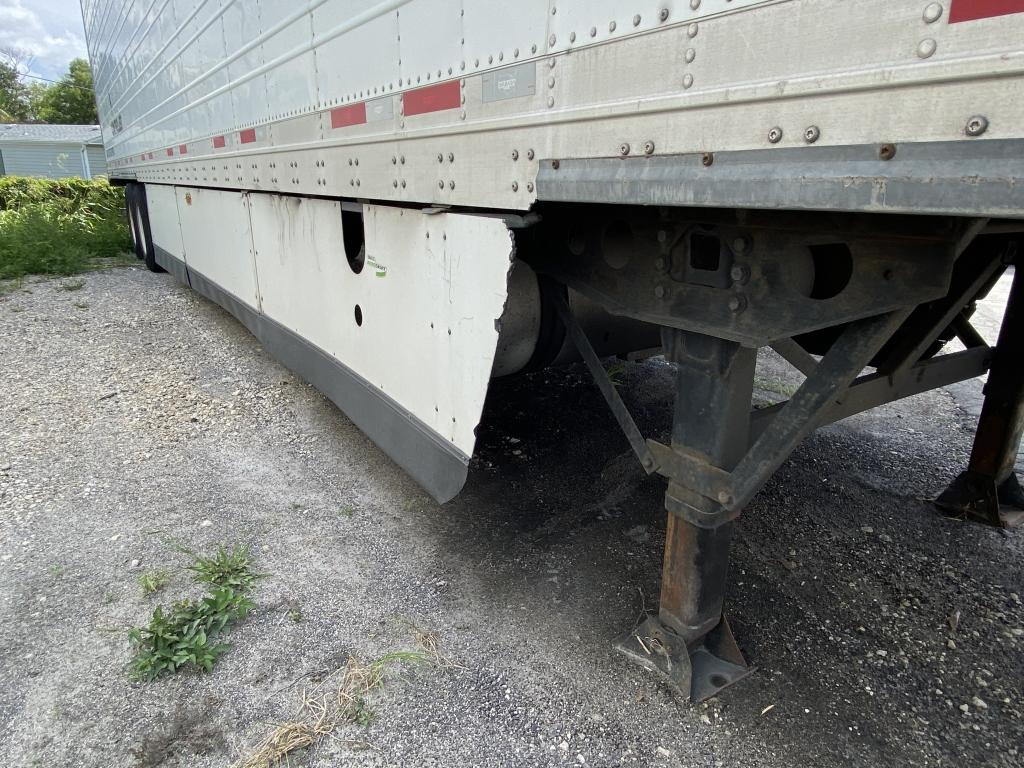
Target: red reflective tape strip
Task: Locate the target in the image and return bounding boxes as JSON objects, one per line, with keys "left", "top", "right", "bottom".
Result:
{"left": 166, "top": 148, "right": 174, "bottom": 156}
{"left": 330, "top": 102, "right": 367, "bottom": 129}
{"left": 212, "top": 135, "right": 226, "bottom": 149}
{"left": 179, "top": 144, "right": 187, "bottom": 154}
{"left": 403, "top": 80, "right": 460, "bottom": 116}
{"left": 950, "top": 0, "right": 1024, "bottom": 21}
{"left": 239, "top": 128, "right": 257, "bottom": 144}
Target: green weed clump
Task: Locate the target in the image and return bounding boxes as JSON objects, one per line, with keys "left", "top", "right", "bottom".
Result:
{"left": 0, "top": 176, "right": 130, "bottom": 279}
{"left": 128, "top": 545, "right": 260, "bottom": 681}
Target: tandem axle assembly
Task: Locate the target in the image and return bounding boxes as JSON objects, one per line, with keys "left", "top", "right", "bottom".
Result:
{"left": 528, "top": 205, "right": 1023, "bottom": 701}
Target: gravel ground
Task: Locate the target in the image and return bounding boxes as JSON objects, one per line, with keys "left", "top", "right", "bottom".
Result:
{"left": 0, "top": 266, "right": 1021, "bottom": 768}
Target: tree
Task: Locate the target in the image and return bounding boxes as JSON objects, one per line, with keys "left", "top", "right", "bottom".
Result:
{"left": 31, "top": 59, "right": 99, "bottom": 124}
{"left": 25, "top": 82, "right": 49, "bottom": 121}
{"left": 0, "top": 60, "right": 29, "bottom": 122}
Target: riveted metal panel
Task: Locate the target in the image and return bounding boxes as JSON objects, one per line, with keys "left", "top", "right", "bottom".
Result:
{"left": 312, "top": 1, "right": 400, "bottom": 106}
{"left": 260, "top": 1, "right": 318, "bottom": 119}
{"left": 397, "top": 0, "right": 463, "bottom": 86}
{"left": 89, "top": 0, "right": 1024, "bottom": 217}
{"left": 223, "top": 0, "right": 267, "bottom": 130}
{"left": 462, "top": 0, "right": 549, "bottom": 72}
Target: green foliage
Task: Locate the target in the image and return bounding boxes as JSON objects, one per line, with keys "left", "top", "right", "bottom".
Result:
{"left": 0, "top": 61, "right": 28, "bottom": 122}
{"left": 346, "top": 697, "right": 376, "bottom": 727}
{"left": 128, "top": 546, "right": 260, "bottom": 681}
{"left": 27, "top": 59, "right": 98, "bottom": 124}
{"left": 187, "top": 545, "right": 259, "bottom": 592}
{"left": 0, "top": 176, "right": 130, "bottom": 280}
{"left": 606, "top": 360, "right": 627, "bottom": 387}
{"left": 138, "top": 570, "right": 170, "bottom": 596}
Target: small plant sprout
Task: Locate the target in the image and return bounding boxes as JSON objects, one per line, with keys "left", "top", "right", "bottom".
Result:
{"left": 340, "top": 506, "right": 355, "bottom": 518}
{"left": 138, "top": 570, "right": 170, "bottom": 596}
{"left": 57, "top": 278, "right": 86, "bottom": 292}
{"left": 606, "top": 360, "right": 627, "bottom": 387}
{"left": 187, "top": 545, "right": 259, "bottom": 591}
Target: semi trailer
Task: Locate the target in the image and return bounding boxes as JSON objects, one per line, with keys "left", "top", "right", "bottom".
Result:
{"left": 82, "top": 0, "right": 1024, "bottom": 702}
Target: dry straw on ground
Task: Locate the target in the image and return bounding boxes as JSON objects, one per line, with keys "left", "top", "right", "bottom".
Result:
{"left": 236, "top": 631, "right": 456, "bottom": 768}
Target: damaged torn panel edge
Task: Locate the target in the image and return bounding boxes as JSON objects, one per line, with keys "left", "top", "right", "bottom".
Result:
{"left": 152, "top": 197, "right": 518, "bottom": 504}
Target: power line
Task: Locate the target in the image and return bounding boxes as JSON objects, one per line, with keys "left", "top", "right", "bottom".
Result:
{"left": 16, "top": 72, "right": 94, "bottom": 92}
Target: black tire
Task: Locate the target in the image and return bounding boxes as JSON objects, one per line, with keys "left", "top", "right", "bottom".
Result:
{"left": 130, "top": 182, "right": 164, "bottom": 273}
{"left": 124, "top": 184, "right": 143, "bottom": 260}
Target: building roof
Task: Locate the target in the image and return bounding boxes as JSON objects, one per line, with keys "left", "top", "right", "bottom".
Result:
{"left": 0, "top": 124, "right": 103, "bottom": 145}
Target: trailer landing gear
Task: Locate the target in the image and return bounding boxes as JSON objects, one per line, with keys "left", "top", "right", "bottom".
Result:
{"left": 615, "top": 331, "right": 756, "bottom": 702}
{"left": 936, "top": 265, "right": 1024, "bottom": 528}
{"left": 531, "top": 205, "right": 1020, "bottom": 702}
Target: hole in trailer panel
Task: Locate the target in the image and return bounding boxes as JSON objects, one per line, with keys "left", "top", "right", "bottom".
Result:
{"left": 601, "top": 219, "right": 634, "bottom": 269}
{"left": 354, "top": 304, "right": 363, "bottom": 326}
{"left": 807, "top": 243, "right": 854, "bottom": 300}
{"left": 342, "top": 206, "right": 366, "bottom": 274}
{"left": 689, "top": 231, "right": 721, "bottom": 272}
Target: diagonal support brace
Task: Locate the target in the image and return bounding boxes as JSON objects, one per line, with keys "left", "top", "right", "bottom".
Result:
{"left": 646, "top": 309, "right": 914, "bottom": 526}
{"left": 550, "top": 290, "right": 657, "bottom": 472}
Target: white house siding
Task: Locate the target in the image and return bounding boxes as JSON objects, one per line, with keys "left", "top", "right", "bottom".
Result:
{"left": 85, "top": 146, "right": 108, "bottom": 177}
{"left": 0, "top": 142, "right": 107, "bottom": 179}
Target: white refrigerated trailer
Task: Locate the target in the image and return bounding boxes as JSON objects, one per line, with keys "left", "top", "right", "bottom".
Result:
{"left": 82, "top": 0, "right": 1024, "bottom": 701}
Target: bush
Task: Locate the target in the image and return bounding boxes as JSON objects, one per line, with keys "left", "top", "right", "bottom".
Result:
{"left": 0, "top": 176, "right": 131, "bottom": 279}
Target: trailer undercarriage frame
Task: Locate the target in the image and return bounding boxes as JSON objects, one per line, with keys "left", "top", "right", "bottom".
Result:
{"left": 533, "top": 206, "right": 1023, "bottom": 701}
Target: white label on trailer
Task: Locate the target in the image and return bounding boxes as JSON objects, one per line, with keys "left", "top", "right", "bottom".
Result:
{"left": 365, "top": 95, "right": 395, "bottom": 122}
{"left": 482, "top": 62, "right": 537, "bottom": 103}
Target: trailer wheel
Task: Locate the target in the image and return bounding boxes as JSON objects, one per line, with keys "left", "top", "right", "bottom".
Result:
{"left": 128, "top": 183, "right": 163, "bottom": 273}
{"left": 124, "top": 184, "right": 143, "bottom": 259}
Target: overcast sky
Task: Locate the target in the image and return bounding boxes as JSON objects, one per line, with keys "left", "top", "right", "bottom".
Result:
{"left": 0, "top": 0, "right": 89, "bottom": 82}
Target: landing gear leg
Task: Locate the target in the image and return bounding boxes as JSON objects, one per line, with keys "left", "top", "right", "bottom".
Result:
{"left": 616, "top": 330, "right": 756, "bottom": 702}
{"left": 937, "top": 265, "right": 1024, "bottom": 527}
